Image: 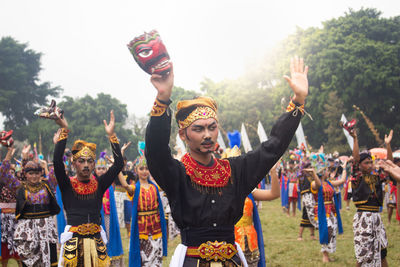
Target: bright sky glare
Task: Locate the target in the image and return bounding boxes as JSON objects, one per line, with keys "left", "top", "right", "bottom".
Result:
{"left": 0, "top": 0, "right": 399, "bottom": 117}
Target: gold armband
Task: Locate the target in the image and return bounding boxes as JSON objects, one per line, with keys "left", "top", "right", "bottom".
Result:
{"left": 109, "top": 134, "right": 119, "bottom": 144}
{"left": 58, "top": 128, "right": 69, "bottom": 141}
{"left": 286, "top": 100, "right": 305, "bottom": 116}
{"left": 150, "top": 99, "right": 168, "bottom": 117}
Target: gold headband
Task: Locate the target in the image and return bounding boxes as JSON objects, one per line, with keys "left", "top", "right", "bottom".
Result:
{"left": 72, "top": 140, "right": 97, "bottom": 160}
{"left": 178, "top": 106, "right": 218, "bottom": 129}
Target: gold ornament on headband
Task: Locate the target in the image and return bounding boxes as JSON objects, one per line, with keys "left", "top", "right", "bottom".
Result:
{"left": 72, "top": 140, "right": 97, "bottom": 160}
{"left": 178, "top": 106, "right": 217, "bottom": 129}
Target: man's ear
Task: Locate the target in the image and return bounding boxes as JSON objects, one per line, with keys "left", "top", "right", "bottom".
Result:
{"left": 178, "top": 128, "right": 186, "bottom": 141}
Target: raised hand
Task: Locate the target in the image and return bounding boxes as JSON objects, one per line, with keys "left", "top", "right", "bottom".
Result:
{"left": 53, "top": 129, "right": 62, "bottom": 144}
{"left": 121, "top": 141, "right": 132, "bottom": 156}
{"left": 103, "top": 110, "right": 115, "bottom": 137}
{"left": 384, "top": 130, "right": 393, "bottom": 145}
{"left": 55, "top": 113, "right": 68, "bottom": 129}
{"left": 150, "top": 64, "right": 174, "bottom": 102}
{"left": 283, "top": 56, "right": 309, "bottom": 104}
{"left": 5, "top": 146, "right": 16, "bottom": 161}
{"left": 21, "top": 144, "right": 31, "bottom": 160}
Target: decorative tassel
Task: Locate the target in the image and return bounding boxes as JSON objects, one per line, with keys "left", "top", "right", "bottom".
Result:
{"left": 353, "top": 105, "right": 383, "bottom": 145}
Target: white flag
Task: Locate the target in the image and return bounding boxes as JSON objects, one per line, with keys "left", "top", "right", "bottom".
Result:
{"left": 257, "top": 121, "right": 268, "bottom": 143}
{"left": 217, "top": 131, "right": 226, "bottom": 150}
{"left": 241, "top": 123, "right": 253, "bottom": 153}
{"left": 340, "top": 114, "right": 354, "bottom": 150}
{"left": 295, "top": 122, "right": 308, "bottom": 149}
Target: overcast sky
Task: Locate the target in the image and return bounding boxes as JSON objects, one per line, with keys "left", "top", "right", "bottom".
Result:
{"left": 1, "top": 0, "right": 399, "bottom": 118}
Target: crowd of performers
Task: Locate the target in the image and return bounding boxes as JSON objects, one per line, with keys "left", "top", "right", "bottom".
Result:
{"left": 0, "top": 56, "right": 399, "bottom": 267}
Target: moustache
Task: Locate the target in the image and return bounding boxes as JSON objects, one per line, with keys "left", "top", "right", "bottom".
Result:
{"left": 201, "top": 140, "right": 214, "bottom": 146}
{"left": 83, "top": 168, "right": 90, "bottom": 172}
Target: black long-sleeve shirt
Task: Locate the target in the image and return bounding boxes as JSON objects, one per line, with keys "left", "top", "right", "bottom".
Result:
{"left": 53, "top": 135, "right": 123, "bottom": 226}
{"left": 145, "top": 103, "right": 302, "bottom": 234}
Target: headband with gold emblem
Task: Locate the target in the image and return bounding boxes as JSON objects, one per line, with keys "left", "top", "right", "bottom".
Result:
{"left": 72, "top": 140, "right": 97, "bottom": 160}
{"left": 176, "top": 96, "right": 218, "bottom": 129}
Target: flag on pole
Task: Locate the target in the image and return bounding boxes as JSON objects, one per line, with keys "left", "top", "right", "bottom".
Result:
{"left": 257, "top": 121, "right": 268, "bottom": 143}
{"left": 340, "top": 114, "right": 354, "bottom": 150}
{"left": 241, "top": 123, "right": 253, "bottom": 153}
{"left": 217, "top": 131, "right": 226, "bottom": 150}
{"left": 295, "top": 122, "right": 308, "bottom": 150}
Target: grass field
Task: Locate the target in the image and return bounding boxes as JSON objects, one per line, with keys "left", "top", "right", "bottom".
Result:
{"left": 7, "top": 198, "right": 400, "bottom": 266}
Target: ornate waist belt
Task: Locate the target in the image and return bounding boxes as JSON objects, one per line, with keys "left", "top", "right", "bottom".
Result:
{"left": 69, "top": 223, "right": 101, "bottom": 235}
{"left": 138, "top": 210, "right": 158, "bottom": 216}
{"left": 186, "top": 241, "right": 237, "bottom": 261}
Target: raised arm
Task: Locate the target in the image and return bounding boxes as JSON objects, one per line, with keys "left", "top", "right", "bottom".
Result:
{"left": 252, "top": 162, "right": 280, "bottom": 201}
{"left": 98, "top": 110, "right": 124, "bottom": 192}
{"left": 306, "top": 168, "right": 321, "bottom": 191}
{"left": 0, "top": 146, "right": 21, "bottom": 191}
{"left": 117, "top": 172, "right": 134, "bottom": 196}
{"left": 384, "top": 130, "right": 393, "bottom": 161}
{"left": 53, "top": 124, "right": 70, "bottom": 190}
{"left": 351, "top": 130, "right": 360, "bottom": 163}
{"left": 330, "top": 160, "right": 348, "bottom": 187}
{"left": 145, "top": 67, "right": 183, "bottom": 193}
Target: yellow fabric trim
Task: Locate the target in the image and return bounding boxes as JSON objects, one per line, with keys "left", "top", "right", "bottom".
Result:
{"left": 58, "top": 128, "right": 69, "bottom": 141}
{"left": 353, "top": 200, "right": 368, "bottom": 205}
{"left": 138, "top": 210, "right": 158, "bottom": 216}
{"left": 235, "top": 214, "right": 253, "bottom": 227}
{"left": 83, "top": 238, "right": 97, "bottom": 267}
{"left": 301, "top": 189, "right": 310, "bottom": 194}
{"left": 139, "top": 232, "right": 162, "bottom": 240}
{"left": 150, "top": 99, "right": 168, "bottom": 117}
{"left": 109, "top": 134, "right": 119, "bottom": 144}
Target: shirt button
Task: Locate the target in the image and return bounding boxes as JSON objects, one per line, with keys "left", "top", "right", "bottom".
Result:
{"left": 213, "top": 223, "right": 217, "bottom": 227}
{"left": 211, "top": 199, "right": 215, "bottom": 204}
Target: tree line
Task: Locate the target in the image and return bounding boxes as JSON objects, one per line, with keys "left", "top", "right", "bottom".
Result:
{"left": 1, "top": 8, "right": 399, "bottom": 159}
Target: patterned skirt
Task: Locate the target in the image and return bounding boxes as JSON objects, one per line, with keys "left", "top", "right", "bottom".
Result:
{"left": 13, "top": 217, "right": 58, "bottom": 267}
{"left": 353, "top": 211, "right": 388, "bottom": 266}
{"left": 320, "top": 213, "right": 337, "bottom": 254}
{"left": 300, "top": 192, "right": 317, "bottom": 228}
{"left": 139, "top": 236, "right": 163, "bottom": 267}
{"left": 1, "top": 212, "right": 19, "bottom": 259}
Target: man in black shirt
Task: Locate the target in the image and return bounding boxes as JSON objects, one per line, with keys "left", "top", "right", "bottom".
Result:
{"left": 53, "top": 111, "right": 123, "bottom": 266}
{"left": 350, "top": 129, "right": 388, "bottom": 267}
{"left": 145, "top": 58, "right": 309, "bottom": 266}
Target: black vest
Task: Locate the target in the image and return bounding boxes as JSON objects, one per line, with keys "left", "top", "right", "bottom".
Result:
{"left": 15, "top": 181, "right": 60, "bottom": 220}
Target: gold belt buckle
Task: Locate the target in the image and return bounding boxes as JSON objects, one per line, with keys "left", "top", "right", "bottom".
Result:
{"left": 198, "top": 240, "right": 237, "bottom": 262}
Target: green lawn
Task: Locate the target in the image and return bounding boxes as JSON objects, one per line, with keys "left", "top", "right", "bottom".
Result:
{"left": 7, "top": 199, "right": 400, "bottom": 266}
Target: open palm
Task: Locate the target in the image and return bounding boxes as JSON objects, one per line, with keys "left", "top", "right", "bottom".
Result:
{"left": 284, "top": 57, "right": 309, "bottom": 103}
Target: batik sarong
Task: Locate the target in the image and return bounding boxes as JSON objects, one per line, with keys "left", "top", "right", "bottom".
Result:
{"left": 301, "top": 192, "right": 317, "bottom": 228}
{"left": 320, "top": 213, "right": 337, "bottom": 254}
{"left": 353, "top": 212, "right": 388, "bottom": 266}
{"left": 139, "top": 236, "right": 163, "bottom": 267}
{"left": 13, "top": 217, "right": 58, "bottom": 267}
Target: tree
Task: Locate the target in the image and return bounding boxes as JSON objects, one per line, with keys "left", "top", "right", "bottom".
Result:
{"left": 22, "top": 93, "right": 140, "bottom": 161}
{"left": 0, "top": 37, "right": 62, "bottom": 135}
{"left": 322, "top": 91, "right": 350, "bottom": 154}
{"left": 249, "top": 8, "right": 400, "bottom": 150}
